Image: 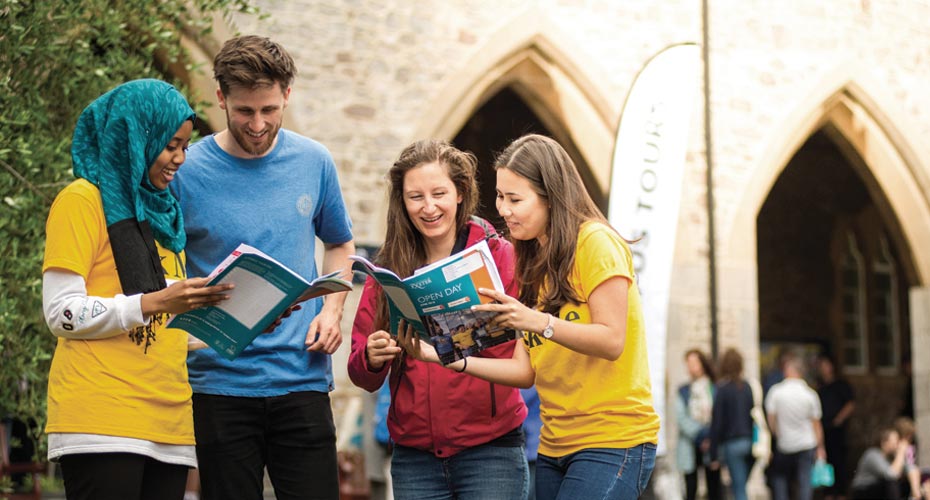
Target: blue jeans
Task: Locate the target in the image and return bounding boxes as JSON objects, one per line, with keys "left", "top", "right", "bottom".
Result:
{"left": 536, "top": 444, "right": 657, "bottom": 500}
{"left": 771, "top": 448, "right": 815, "bottom": 500}
{"left": 192, "top": 391, "right": 339, "bottom": 500}
{"left": 719, "top": 437, "right": 753, "bottom": 500}
{"left": 391, "top": 442, "right": 529, "bottom": 500}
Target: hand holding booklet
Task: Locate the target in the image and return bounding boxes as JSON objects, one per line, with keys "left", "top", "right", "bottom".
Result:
{"left": 350, "top": 239, "right": 517, "bottom": 365}
{"left": 168, "top": 243, "right": 352, "bottom": 360}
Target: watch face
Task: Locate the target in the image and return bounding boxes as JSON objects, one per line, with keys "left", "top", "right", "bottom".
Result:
{"left": 541, "top": 313, "right": 555, "bottom": 338}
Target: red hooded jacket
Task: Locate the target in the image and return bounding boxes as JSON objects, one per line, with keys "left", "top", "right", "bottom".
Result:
{"left": 347, "top": 218, "right": 527, "bottom": 457}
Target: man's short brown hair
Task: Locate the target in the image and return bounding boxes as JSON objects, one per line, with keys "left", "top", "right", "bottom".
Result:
{"left": 213, "top": 35, "right": 296, "bottom": 95}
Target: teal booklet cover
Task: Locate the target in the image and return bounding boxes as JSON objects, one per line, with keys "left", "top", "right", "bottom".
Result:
{"left": 350, "top": 240, "right": 517, "bottom": 365}
{"left": 168, "top": 243, "right": 352, "bottom": 360}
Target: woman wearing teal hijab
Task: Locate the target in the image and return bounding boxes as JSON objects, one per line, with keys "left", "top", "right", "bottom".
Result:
{"left": 42, "top": 79, "right": 232, "bottom": 500}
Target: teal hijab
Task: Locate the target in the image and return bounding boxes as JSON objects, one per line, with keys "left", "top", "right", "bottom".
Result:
{"left": 71, "top": 79, "right": 195, "bottom": 295}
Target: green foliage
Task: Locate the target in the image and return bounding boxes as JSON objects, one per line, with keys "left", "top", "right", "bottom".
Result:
{"left": 0, "top": 0, "right": 256, "bottom": 458}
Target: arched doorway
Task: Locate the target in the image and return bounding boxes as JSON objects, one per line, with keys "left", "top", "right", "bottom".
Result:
{"left": 452, "top": 87, "right": 599, "bottom": 231}
{"left": 757, "top": 128, "right": 916, "bottom": 491}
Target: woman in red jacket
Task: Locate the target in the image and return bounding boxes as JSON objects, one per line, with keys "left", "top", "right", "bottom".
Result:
{"left": 347, "top": 139, "right": 529, "bottom": 500}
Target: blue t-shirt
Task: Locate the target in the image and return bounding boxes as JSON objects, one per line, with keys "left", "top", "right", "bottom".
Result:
{"left": 172, "top": 130, "right": 353, "bottom": 396}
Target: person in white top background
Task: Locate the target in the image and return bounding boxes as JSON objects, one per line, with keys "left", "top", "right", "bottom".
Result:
{"left": 764, "top": 351, "right": 825, "bottom": 500}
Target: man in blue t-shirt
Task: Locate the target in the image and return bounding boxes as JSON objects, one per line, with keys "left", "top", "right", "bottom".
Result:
{"left": 172, "top": 35, "right": 355, "bottom": 500}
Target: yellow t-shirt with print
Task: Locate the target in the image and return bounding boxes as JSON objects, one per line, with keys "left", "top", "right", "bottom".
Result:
{"left": 43, "top": 179, "right": 194, "bottom": 445}
{"left": 524, "top": 220, "right": 660, "bottom": 457}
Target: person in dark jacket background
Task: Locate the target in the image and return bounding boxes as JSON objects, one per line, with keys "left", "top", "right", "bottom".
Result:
{"left": 346, "top": 139, "right": 528, "bottom": 500}
{"left": 816, "top": 353, "right": 855, "bottom": 500}
{"left": 710, "top": 347, "right": 755, "bottom": 500}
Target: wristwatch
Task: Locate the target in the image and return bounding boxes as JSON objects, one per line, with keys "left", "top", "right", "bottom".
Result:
{"left": 541, "top": 313, "right": 555, "bottom": 339}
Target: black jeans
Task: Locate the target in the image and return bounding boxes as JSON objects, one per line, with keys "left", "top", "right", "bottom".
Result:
{"left": 192, "top": 390, "right": 339, "bottom": 500}
{"left": 60, "top": 452, "right": 189, "bottom": 500}
{"left": 823, "top": 426, "right": 849, "bottom": 495}
{"left": 684, "top": 443, "right": 722, "bottom": 500}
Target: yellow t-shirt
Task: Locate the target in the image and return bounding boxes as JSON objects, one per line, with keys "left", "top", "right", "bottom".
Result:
{"left": 43, "top": 179, "right": 194, "bottom": 445}
{"left": 524, "top": 221, "right": 660, "bottom": 457}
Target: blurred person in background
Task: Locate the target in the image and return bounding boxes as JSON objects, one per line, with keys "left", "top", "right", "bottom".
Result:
{"left": 709, "top": 348, "right": 754, "bottom": 500}
{"left": 765, "top": 352, "right": 825, "bottom": 500}
{"left": 850, "top": 427, "right": 910, "bottom": 499}
{"left": 816, "top": 353, "right": 855, "bottom": 500}
{"left": 676, "top": 348, "right": 722, "bottom": 500}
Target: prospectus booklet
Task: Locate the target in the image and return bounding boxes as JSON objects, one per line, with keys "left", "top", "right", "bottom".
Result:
{"left": 168, "top": 243, "right": 352, "bottom": 360}
{"left": 350, "top": 240, "right": 518, "bottom": 365}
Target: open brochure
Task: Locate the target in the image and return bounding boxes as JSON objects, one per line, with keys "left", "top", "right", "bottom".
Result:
{"left": 168, "top": 243, "right": 352, "bottom": 360}
{"left": 349, "top": 239, "right": 518, "bottom": 365}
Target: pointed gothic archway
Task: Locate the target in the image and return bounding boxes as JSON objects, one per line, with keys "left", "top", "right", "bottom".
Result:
{"left": 756, "top": 126, "right": 916, "bottom": 487}
{"left": 725, "top": 68, "right": 930, "bottom": 467}
{"left": 727, "top": 78, "right": 930, "bottom": 282}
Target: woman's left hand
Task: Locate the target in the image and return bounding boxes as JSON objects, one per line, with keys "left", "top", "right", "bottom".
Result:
{"left": 473, "top": 288, "right": 548, "bottom": 334}
{"left": 396, "top": 319, "right": 440, "bottom": 364}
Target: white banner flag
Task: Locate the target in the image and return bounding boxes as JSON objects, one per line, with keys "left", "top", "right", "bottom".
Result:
{"left": 608, "top": 43, "right": 701, "bottom": 455}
